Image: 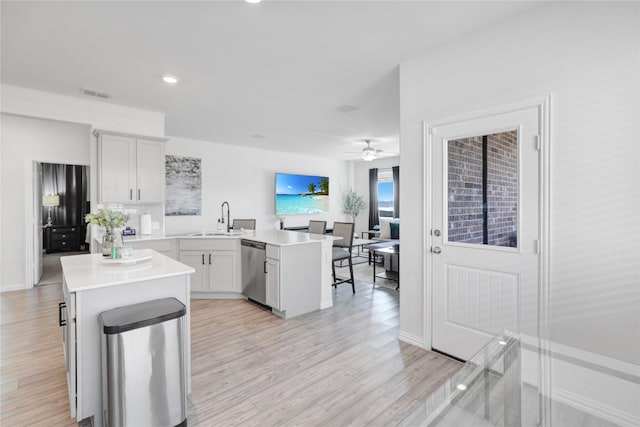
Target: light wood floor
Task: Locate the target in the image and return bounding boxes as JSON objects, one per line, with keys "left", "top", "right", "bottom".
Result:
{"left": 1, "top": 268, "right": 460, "bottom": 426}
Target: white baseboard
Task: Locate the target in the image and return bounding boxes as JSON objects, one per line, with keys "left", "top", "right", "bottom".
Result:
{"left": 320, "top": 298, "right": 333, "bottom": 310}
{"left": 189, "top": 292, "right": 244, "bottom": 300}
{"left": 553, "top": 387, "right": 640, "bottom": 427}
{"left": 529, "top": 339, "right": 640, "bottom": 427}
{"left": 399, "top": 329, "right": 426, "bottom": 348}
{"left": 1, "top": 283, "right": 28, "bottom": 292}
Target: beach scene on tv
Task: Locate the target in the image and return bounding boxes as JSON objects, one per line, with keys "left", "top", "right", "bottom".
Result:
{"left": 276, "top": 173, "right": 329, "bottom": 215}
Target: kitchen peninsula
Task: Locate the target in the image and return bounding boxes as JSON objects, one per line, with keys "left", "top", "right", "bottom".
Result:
{"left": 123, "top": 229, "right": 337, "bottom": 317}
{"left": 60, "top": 250, "right": 194, "bottom": 427}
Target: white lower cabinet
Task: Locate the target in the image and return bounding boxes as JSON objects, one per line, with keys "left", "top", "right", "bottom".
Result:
{"left": 179, "top": 239, "right": 241, "bottom": 296}
{"left": 265, "top": 242, "right": 322, "bottom": 319}
{"left": 179, "top": 252, "right": 210, "bottom": 292}
{"left": 265, "top": 257, "right": 281, "bottom": 310}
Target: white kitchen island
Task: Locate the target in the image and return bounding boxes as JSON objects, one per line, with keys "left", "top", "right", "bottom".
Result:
{"left": 60, "top": 249, "right": 194, "bottom": 427}
{"left": 247, "top": 230, "right": 337, "bottom": 318}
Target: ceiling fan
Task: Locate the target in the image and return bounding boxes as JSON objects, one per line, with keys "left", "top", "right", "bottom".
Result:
{"left": 345, "top": 139, "right": 394, "bottom": 162}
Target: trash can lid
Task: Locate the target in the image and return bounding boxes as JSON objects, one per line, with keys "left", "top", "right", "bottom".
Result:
{"left": 100, "top": 297, "right": 186, "bottom": 335}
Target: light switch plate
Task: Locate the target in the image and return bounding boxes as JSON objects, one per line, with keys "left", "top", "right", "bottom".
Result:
{"left": 151, "top": 221, "right": 160, "bottom": 230}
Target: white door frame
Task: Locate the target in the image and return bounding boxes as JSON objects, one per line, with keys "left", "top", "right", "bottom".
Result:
{"left": 423, "top": 95, "right": 552, "bottom": 352}
{"left": 24, "top": 159, "right": 90, "bottom": 288}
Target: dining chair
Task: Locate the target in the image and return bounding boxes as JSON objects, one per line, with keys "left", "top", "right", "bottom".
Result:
{"left": 232, "top": 219, "right": 256, "bottom": 230}
{"left": 308, "top": 220, "right": 327, "bottom": 235}
{"left": 331, "top": 222, "right": 355, "bottom": 293}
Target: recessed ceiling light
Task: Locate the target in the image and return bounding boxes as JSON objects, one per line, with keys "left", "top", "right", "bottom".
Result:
{"left": 163, "top": 75, "right": 178, "bottom": 84}
{"left": 456, "top": 384, "right": 467, "bottom": 391}
{"left": 245, "top": 0, "right": 262, "bottom": 4}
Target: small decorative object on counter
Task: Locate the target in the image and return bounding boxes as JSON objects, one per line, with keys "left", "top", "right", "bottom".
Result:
{"left": 122, "top": 227, "right": 136, "bottom": 236}
{"left": 85, "top": 209, "right": 130, "bottom": 257}
{"left": 104, "top": 230, "right": 125, "bottom": 258}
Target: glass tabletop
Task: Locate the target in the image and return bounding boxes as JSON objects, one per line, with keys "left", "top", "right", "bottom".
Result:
{"left": 398, "top": 330, "right": 640, "bottom": 427}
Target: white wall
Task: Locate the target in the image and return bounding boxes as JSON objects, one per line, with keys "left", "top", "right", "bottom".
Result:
{"left": 1, "top": 84, "right": 165, "bottom": 137}
{"left": 164, "top": 136, "right": 352, "bottom": 235}
{"left": 352, "top": 156, "right": 400, "bottom": 234}
{"left": 0, "top": 85, "right": 166, "bottom": 291}
{"left": 399, "top": 2, "right": 639, "bottom": 364}
{"left": 0, "top": 114, "right": 91, "bottom": 290}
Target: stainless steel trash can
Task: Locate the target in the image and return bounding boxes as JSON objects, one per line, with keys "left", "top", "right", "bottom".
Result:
{"left": 100, "top": 298, "right": 187, "bottom": 427}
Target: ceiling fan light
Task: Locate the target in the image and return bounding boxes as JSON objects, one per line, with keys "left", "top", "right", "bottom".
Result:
{"left": 361, "top": 147, "right": 377, "bottom": 161}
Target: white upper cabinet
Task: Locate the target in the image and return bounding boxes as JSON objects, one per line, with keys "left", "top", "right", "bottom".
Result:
{"left": 95, "top": 130, "right": 168, "bottom": 204}
{"left": 136, "top": 139, "right": 165, "bottom": 202}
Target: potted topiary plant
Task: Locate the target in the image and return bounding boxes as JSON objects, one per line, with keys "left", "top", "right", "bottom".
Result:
{"left": 343, "top": 191, "right": 367, "bottom": 223}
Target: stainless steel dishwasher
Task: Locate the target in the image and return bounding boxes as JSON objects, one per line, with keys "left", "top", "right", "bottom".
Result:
{"left": 241, "top": 239, "right": 269, "bottom": 309}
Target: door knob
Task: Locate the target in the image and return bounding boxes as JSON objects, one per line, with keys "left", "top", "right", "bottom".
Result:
{"left": 432, "top": 247, "right": 442, "bottom": 254}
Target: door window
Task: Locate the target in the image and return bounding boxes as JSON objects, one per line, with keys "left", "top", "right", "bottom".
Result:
{"left": 447, "top": 130, "right": 518, "bottom": 247}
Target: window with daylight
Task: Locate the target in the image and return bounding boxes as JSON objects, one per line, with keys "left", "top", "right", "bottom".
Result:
{"left": 378, "top": 168, "right": 394, "bottom": 219}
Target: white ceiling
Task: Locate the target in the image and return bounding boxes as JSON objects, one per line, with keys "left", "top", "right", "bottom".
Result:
{"left": 1, "top": 1, "right": 540, "bottom": 161}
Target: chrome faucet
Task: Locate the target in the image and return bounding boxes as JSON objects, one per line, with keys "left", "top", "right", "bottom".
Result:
{"left": 221, "top": 201, "right": 230, "bottom": 232}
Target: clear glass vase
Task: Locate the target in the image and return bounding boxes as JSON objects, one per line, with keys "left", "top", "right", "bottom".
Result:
{"left": 102, "top": 229, "right": 124, "bottom": 257}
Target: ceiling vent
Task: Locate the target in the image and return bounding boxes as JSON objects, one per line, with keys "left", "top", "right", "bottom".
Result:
{"left": 336, "top": 104, "right": 359, "bottom": 113}
{"left": 82, "top": 87, "right": 112, "bottom": 99}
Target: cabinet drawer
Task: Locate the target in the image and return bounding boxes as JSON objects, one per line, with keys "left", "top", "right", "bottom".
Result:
{"left": 180, "top": 238, "right": 237, "bottom": 251}
{"left": 51, "top": 233, "right": 77, "bottom": 242}
{"left": 51, "top": 226, "right": 77, "bottom": 234}
{"left": 266, "top": 245, "right": 280, "bottom": 260}
{"left": 50, "top": 240, "right": 73, "bottom": 250}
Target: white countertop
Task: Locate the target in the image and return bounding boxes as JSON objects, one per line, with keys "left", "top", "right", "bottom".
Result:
{"left": 61, "top": 249, "right": 195, "bottom": 292}
{"left": 246, "top": 229, "right": 339, "bottom": 246}
{"left": 122, "top": 229, "right": 339, "bottom": 246}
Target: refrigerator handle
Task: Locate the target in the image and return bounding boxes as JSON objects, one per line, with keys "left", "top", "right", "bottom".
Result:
{"left": 264, "top": 260, "right": 267, "bottom": 274}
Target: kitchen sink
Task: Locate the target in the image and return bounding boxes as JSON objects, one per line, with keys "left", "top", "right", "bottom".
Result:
{"left": 189, "top": 231, "right": 226, "bottom": 236}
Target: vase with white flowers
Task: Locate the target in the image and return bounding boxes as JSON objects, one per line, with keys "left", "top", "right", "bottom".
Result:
{"left": 85, "top": 209, "right": 130, "bottom": 257}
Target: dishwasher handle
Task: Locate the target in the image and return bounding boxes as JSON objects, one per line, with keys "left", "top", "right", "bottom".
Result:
{"left": 58, "top": 302, "right": 67, "bottom": 326}
{"left": 241, "top": 239, "right": 266, "bottom": 250}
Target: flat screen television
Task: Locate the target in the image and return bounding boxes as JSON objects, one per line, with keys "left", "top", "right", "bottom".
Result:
{"left": 275, "top": 173, "right": 329, "bottom": 215}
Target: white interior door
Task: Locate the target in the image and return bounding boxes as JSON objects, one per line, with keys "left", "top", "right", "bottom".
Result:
{"left": 430, "top": 106, "right": 541, "bottom": 361}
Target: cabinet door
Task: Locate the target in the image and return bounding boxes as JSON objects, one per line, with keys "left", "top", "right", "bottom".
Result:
{"left": 265, "top": 258, "right": 280, "bottom": 310}
{"left": 100, "top": 134, "right": 136, "bottom": 202}
{"left": 136, "top": 139, "right": 165, "bottom": 203}
{"left": 179, "top": 251, "right": 208, "bottom": 292}
{"left": 209, "top": 251, "right": 238, "bottom": 293}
